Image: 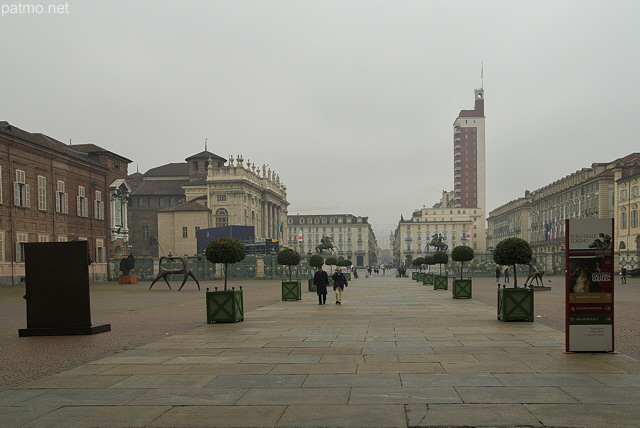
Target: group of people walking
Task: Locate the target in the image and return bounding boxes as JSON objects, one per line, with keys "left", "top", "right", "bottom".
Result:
{"left": 495, "top": 266, "right": 510, "bottom": 283}
{"left": 313, "top": 266, "right": 348, "bottom": 305}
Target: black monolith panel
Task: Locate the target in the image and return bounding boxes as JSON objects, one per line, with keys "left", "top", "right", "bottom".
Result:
{"left": 18, "top": 241, "right": 110, "bottom": 336}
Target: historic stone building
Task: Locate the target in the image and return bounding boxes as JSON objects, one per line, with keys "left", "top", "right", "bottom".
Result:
{"left": 287, "top": 214, "right": 379, "bottom": 267}
{"left": 613, "top": 162, "right": 640, "bottom": 252}
{"left": 393, "top": 191, "right": 481, "bottom": 266}
{"left": 486, "top": 154, "right": 640, "bottom": 254}
{"left": 486, "top": 195, "right": 531, "bottom": 251}
{"left": 0, "top": 121, "right": 131, "bottom": 284}
{"left": 129, "top": 152, "right": 289, "bottom": 257}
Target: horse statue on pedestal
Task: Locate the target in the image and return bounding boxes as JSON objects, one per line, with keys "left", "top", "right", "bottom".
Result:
{"left": 316, "top": 236, "right": 338, "bottom": 254}
{"left": 426, "top": 233, "right": 448, "bottom": 252}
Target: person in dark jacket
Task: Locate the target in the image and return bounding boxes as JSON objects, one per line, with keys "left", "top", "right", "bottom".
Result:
{"left": 313, "top": 266, "right": 329, "bottom": 305}
{"left": 332, "top": 267, "right": 348, "bottom": 305}
{"left": 495, "top": 266, "right": 501, "bottom": 282}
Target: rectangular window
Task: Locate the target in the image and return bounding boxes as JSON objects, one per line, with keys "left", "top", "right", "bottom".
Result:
{"left": 38, "top": 175, "right": 47, "bottom": 210}
{"left": 621, "top": 188, "right": 628, "bottom": 201}
{"left": 16, "top": 233, "right": 27, "bottom": 262}
{"left": 96, "top": 239, "right": 105, "bottom": 263}
{"left": 94, "top": 191, "right": 105, "bottom": 220}
{"left": 633, "top": 186, "right": 639, "bottom": 198}
{"left": 195, "top": 226, "right": 200, "bottom": 235}
{"left": 217, "top": 194, "right": 227, "bottom": 202}
{"left": 632, "top": 210, "right": 638, "bottom": 228}
{"left": 77, "top": 186, "right": 88, "bottom": 217}
{"left": 620, "top": 211, "right": 627, "bottom": 229}
{"left": 142, "top": 226, "right": 149, "bottom": 241}
{"left": 56, "top": 180, "right": 68, "bottom": 213}
{"left": 38, "top": 235, "right": 49, "bottom": 242}
{"left": 159, "top": 198, "right": 165, "bottom": 208}
{"left": 58, "top": 236, "right": 67, "bottom": 242}
{"left": 13, "top": 169, "right": 30, "bottom": 207}
{"left": 182, "top": 227, "right": 188, "bottom": 238}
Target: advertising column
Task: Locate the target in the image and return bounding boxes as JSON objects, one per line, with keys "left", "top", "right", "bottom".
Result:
{"left": 565, "top": 218, "right": 614, "bottom": 352}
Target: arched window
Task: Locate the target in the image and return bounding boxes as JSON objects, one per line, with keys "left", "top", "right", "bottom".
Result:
{"left": 216, "top": 208, "right": 228, "bottom": 227}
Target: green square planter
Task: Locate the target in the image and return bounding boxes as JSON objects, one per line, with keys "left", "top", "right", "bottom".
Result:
{"left": 308, "top": 278, "right": 316, "bottom": 292}
{"left": 345, "top": 273, "right": 352, "bottom": 281}
{"left": 497, "top": 287, "right": 534, "bottom": 322}
{"left": 412, "top": 271, "right": 418, "bottom": 280}
{"left": 433, "top": 275, "right": 448, "bottom": 290}
{"left": 206, "top": 287, "right": 244, "bottom": 323}
{"left": 282, "top": 280, "right": 302, "bottom": 301}
{"left": 452, "top": 278, "right": 472, "bottom": 299}
{"left": 422, "top": 273, "right": 434, "bottom": 285}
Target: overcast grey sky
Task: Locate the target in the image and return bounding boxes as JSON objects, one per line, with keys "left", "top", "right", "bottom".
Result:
{"left": 2, "top": 1, "right": 639, "bottom": 248}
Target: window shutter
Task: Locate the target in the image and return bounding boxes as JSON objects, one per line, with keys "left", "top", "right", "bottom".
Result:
{"left": 13, "top": 182, "right": 20, "bottom": 206}
{"left": 24, "top": 184, "right": 30, "bottom": 207}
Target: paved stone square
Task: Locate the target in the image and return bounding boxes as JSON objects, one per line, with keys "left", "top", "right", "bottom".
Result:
{"left": 2, "top": 274, "right": 640, "bottom": 427}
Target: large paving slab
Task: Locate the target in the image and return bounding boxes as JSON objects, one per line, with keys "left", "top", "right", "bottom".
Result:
{"left": 2, "top": 275, "right": 640, "bottom": 427}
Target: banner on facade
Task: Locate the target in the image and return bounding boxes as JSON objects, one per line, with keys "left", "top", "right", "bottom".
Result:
{"left": 565, "top": 218, "right": 614, "bottom": 352}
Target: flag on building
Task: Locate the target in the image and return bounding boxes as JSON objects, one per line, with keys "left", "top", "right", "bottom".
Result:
{"left": 298, "top": 232, "right": 303, "bottom": 242}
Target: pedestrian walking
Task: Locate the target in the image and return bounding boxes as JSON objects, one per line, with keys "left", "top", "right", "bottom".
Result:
{"left": 504, "top": 267, "right": 510, "bottom": 283}
{"left": 621, "top": 266, "right": 627, "bottom": 284}
{"left": 332, "top": 267, "right": 348, "bottom": 305}
{"left": 313, "top": 266, "right": 329, "bottom": 305}
{"left": 495, "top": 266, "right": 501, "bottom": 282}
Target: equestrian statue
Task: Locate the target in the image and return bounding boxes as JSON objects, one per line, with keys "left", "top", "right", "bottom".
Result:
{"left": 426, "top": 233, "right": 448, "bottom": 252}
{"left": 315, "top": 235, "right": 338, "bottom": 254}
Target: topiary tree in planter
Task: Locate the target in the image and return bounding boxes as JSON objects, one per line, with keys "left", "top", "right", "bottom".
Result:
{"left": 433, "top": 251, "right": 449, "bottom": 275}
{"left": 424, "top": 255, "right": 435, "bottom": 273}
{"left": 412, "top": 257, "right": 425, "bottom": 271}
{"left": 277, "top": 248, "right": 301, "bottom": 281}
{"left": 205, "top": 238, "right": 246, "bottom": 291}
{"left": 308, "top": 254, "right": 324, "bottom": 271}
{"left": 325, "top": 256, "right": 338, "bottom": 272}
{"left": 493, "top": 237, "right": 532, "bottom": 288}
{"left": 451, "top": 246, "right": 475, "bottom": 279}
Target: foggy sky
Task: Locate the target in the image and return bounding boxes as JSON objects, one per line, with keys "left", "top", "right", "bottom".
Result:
{"left": 2, "top": 0, "right": 639, "bottom": 248}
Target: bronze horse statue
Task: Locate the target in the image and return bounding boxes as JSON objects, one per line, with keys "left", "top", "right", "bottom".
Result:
{"left": 427, "top": 233, "right": 448, "bottom": 252}
{"left": 149, "top": 255, "right": 200, "bottom": 291}
{"left": 316, "top": 236, "right": 338, "bottom": 254}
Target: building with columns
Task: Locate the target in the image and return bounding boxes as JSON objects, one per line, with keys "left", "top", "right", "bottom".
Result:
{"left": 129, "top": 151, "right": 289, "bottom": 257}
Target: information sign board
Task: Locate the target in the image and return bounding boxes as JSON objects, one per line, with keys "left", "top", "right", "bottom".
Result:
{"left": 565, "top": 218, "right": 614, "bottom": 352}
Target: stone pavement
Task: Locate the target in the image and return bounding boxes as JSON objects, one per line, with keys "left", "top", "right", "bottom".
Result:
{"left": 2, "top": 275, "right": 640, "bottom": 427}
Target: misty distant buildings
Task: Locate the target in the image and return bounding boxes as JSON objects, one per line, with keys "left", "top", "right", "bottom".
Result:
{"left": 394, "top": 88, "right": 487, "bottom": 265}
{"left": 486, "top": 154, "right": 640, "bottom": 254}
{"left": 286, "top": 214, "right": 379, "bottom": 267}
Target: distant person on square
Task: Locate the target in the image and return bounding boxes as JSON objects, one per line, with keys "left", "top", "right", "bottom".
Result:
{"left": 332, "top": 267, "right": 348, "bottom": 305}
{"left": 495, "top": 266, "right": 501, "bottom": 282}
{"left": 504, "top": 267, "right": 509, "bottom": 283}
{"left": 314, "top": 265, "right": 329, "bottom": 305}
{"left": 621, "top": 266, "right": 627, "bottom": 284}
